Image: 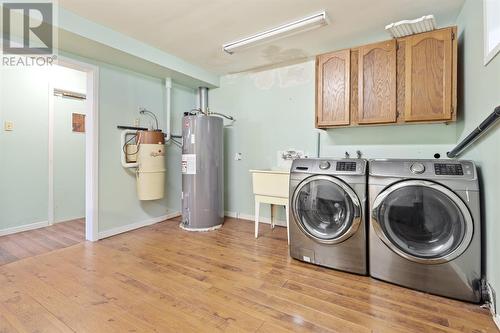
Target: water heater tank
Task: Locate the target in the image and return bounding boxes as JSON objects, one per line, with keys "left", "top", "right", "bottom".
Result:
{"left": 181, "top": 115, "right": 224, "bottom": 231}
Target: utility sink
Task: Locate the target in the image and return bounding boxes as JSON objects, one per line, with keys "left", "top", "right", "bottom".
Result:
{"left": 250, "top": 169, "right": 290, "bottom": 198}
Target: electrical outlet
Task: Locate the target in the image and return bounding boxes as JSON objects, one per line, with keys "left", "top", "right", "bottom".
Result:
{"left": 234, "top": 153, "right": 242, "bottom": 161}
{"left": 4, "top": 121, "right": 13, "bottom": 131}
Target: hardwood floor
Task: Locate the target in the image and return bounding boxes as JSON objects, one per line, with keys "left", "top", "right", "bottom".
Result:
{"left": 0, "top": 217, "right": 496, "bottom": 332}
{"left": 0, "top": 219, "right": 85, "bottom": 266}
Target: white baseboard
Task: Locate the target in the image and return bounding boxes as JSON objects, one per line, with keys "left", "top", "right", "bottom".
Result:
{"left": 54, "top": 217, "right": 85, "bottom": 224}
{"left": 224, "top": 211, "right": 287, "bottom": 227}
{"left": 0, "top": 220, "right": 49, "bottom": 236}
{"left": 98, "top": 211, "right": 181, "bottom": 240}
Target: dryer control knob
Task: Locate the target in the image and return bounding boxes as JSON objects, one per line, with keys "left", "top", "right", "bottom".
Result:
{"left": 410, "top": 163, "right": 426, "bottom": 174}
{"left": 319, "top": 161, "right": 331, "bottom": 170}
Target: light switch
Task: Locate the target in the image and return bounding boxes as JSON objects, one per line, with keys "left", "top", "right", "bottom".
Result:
{"left": 4, "top": 121, "right": 13, "bottom": 131}
{"left": 134, "top": 118, "right": 140, "bottom": 126}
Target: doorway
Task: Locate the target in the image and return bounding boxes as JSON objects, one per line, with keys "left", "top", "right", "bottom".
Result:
{"left": 51, "top": 57, "right": 99, "bottom": 241}
{"left": 0, "top": 58, "right": 98, "bottom": 266}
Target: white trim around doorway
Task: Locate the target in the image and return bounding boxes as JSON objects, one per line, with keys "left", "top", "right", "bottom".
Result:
{"left": 49, "top": 56, "right": 100, "bottom": 241}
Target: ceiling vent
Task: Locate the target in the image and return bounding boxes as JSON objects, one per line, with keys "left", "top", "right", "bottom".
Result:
{"left": 385, "top": 15, "right": 437, "bottom": 38}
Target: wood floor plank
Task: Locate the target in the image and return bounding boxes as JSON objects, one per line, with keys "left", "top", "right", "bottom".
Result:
{"left": 123, "top": 221, "right": 491, "bottom": 331}
{"left": 63, "top": 246, "right": 268, "bottom": 331}
{"left": 15, "top": 242, "right": 263, "bottom": 332}
{"left": 255, "top": 321, "right": 294, "bottom": 333}
{"left": 51, "top": 242, "right": 336, "bottom": 332}
{"left": 0, "top": 310, "right": 21, "bottom": 333}
{"left": 50, "top": 222, "right": 85, "bottom": 242}
{"left": 0, "top": 303, "right": 27, "bottom": 333}
{"left": 187, "top": 221, "right": 484, "bottom": 314}
{"left": 0, "top": 237, "right": 32, "bottom": 262}
{"left": 33, "top": 228, "right": 78, "bottom": 247}
{"left": 98, "top": 231, "right": 374, "bottom": 331}
{"left": 0, "top": 217, "right": 496, "bottom": 333}
{"left": 40, "top": 255, "right": 260, "bottom": 332}
{"left": 1, "top": 264, "right": 159, "bottom": 333}
{"left": 104, "top": 219, "right": 496, "bottom": 331}
{"left": 0, "top": 219, "right": 85, "bottom": 267}
{"left": 0, "top": 244, "right": 19, "bottom": 266}
{"left": 0, "top": 279, "right": 73, "bottom": 333}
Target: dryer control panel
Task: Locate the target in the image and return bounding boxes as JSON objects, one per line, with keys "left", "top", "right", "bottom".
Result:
{"left": 369, "top": 159, "right": 476, "bottom": 180}
{"left": 434, "top": 163, "right": 464, "bottom": 176}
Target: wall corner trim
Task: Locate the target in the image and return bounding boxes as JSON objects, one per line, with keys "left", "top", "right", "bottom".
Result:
{"left": 98, "top": 211, "right": 181, "bottom": 240}
{"left": 0, "top": 221, "right": 50, "bottom": 236}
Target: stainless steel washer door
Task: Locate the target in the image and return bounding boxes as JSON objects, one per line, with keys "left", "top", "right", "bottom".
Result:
{"left": 292, "top": 175, "right": 361, "bottom": 244}
{"left": 372, "top": 180, "right": 473, "bottom": 264}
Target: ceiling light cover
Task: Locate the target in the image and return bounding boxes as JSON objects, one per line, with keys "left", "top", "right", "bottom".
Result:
{"left": 223, "top": 11, "right": 329, "bottom": 54}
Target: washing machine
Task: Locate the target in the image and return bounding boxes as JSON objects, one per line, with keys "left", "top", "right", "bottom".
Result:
{"left": 289, "top": 158, "right": 368, "bottom": 275}
{"left": 368, "top": 159, "right": 482, "bottom": 302}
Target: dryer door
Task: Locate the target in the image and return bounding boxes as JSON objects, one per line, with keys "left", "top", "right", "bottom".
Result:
{"left": 372, "top": 180, "right": 474, "bottom": 264}
{"left": 292, "top": 175, "right": 362, "bottom": 244}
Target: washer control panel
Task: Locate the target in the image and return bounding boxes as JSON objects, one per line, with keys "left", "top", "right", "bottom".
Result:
{"left": 410, "top": 162, "right": 426, "bottom": 174}
{"left": 291, "top": 159, "right": 367, "bottom": 175}
{"left": 434, "top": 163, "right": 464, "bottom": 176}
{"left": 336, "top": 161, "right": 357, "bottom": 171}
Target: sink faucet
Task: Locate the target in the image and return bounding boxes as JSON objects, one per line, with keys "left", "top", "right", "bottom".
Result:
{"left": 282, "top": 150, "right": 302, "bottom": 160}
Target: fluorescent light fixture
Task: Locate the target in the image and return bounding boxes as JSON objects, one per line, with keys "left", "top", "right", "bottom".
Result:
{"left": 223, "top": 11, "right": 329, "bottom": 54}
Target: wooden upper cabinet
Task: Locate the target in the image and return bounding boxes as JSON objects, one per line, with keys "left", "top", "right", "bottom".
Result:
{"left": 316, "top": 49, "right": 350, "bottom": 127}
{"left": 314, "top": 26, "right": 457, "bottom": 128}
{"left": 358, "top": 39, "right": 397, "bottom": 124}
{"left": 404, "top": 28, "right": 455, "bottom": 122}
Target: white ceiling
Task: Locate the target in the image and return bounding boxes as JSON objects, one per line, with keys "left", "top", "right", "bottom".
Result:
{"left": 59, "top": 0, "right": 465, "bottom": 75}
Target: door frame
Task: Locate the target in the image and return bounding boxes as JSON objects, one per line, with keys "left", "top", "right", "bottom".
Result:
{"left": 48, "top": 56, "right": 99, "bottom": 241}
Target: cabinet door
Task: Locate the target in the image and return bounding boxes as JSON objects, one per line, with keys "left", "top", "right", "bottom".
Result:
{"left": 316, "top": 49, "right": 350, "bottom": 127}
{"left": 404, "top": 28, "right": 454, "bottom": 121}
{"left": 358, "top": 40, "right": 397, "bottom": 124}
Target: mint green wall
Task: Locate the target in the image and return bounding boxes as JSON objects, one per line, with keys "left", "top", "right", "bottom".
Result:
{"left": 456, "top": 0, "right": 500, "bottom": 311}
{"left": 0, "top": 57, "right": 196, "bottom": 234}
{"left": 210, "top": 61, "right": 458, "bottom": 220}
{"left": 53, "top": 96, "right": 86, "bottom": 223}
{"left": 0, "top": 66, "right": 49, "bottom": 229}
{"left": 165, "top": 83, "right": 194, "bottom": 212}
{"left": 0, "top": 66, "right": 91, "bottom": 229}
{"left": 97, "top": 63, "right": 195, "bottom": 232}
{"left": 210, "top": 63, "right": 317, "bottom": 218}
